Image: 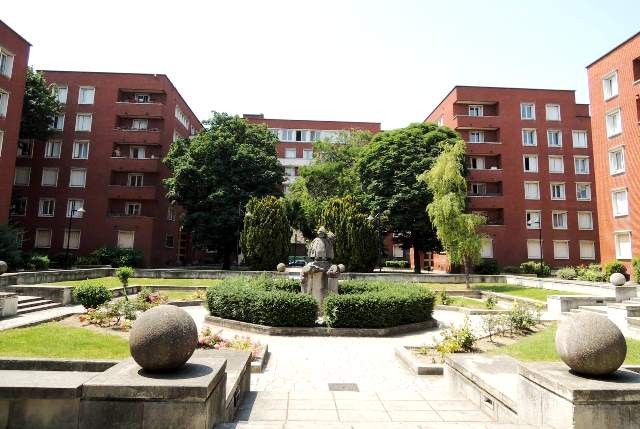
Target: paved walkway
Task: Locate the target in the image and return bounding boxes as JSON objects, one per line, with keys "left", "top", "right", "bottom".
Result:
{"left": 0, "top": 305, "right": 84, "bottom": 331}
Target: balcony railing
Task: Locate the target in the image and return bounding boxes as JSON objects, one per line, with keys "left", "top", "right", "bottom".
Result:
{"left": 107, "top": 185, "right": 157, "bottom": 200}
{"left": 453, "top": 115, "right": 500, "bottom": 130}
{"left": 112, "top": 128, "right": 161, "bottom": 145}
{"left": 115, "top": 101, "right": 164, "bottom": 118}
{"left": 109, "top": 157, "right": 160, "bottom": 173}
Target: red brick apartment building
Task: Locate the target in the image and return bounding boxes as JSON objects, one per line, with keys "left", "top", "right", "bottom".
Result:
{"left": 242, "top": 114, "right": 381, "bottom": 192}
{"left": 10, "top": 71, "right": 202, "bottom": 266}
{"left": 0, "top": 20, "right": 30, "bottom": 223}
{"left": 587, "top": 32, "right": 640, "bottom": 267}
{"left": 426, "top": 86, "right": 598, "bottom": 268}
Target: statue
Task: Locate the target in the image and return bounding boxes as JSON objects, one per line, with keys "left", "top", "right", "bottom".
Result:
{"left": 308, "top": 227, "right": 334, "bottom": 261}
{"left": 300, "top": 227, "right": 341, "bottom": 307}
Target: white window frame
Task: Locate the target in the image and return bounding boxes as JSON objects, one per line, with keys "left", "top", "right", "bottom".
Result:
{"left": 0, "top": 48, "right": 15, "bottom": 78}
{"left": 13, "top": 167, "right": 31, "bottom": 186}
{"left": 41, "top": 167, "right": 59, "bottom": 187}
{"left": 573, "top": 156, "right": 590, "bottom": 175}
{"left": 522, "top": 129, "right": 537, "bottom": 146}
{"left": 553, "top": 240, "right": 570, "bottom": 260}
{"left": 545, "top": 104, "right": 561, "bottom": 121}
{"left": 38, "top": 198, "right": 56, "bottom": 217}
{"left": 125, "top": 202, "right": 142, "bottom": 216}
{"left": 468, "top": 105, "right": 483, "bottom": 117}
{"left": 614, "top": 231, "right": 632, "bottom": 260}
{"left": 131, "top": 119, "right": 148, "bottom": 130}
{"left": 117, "top": 230, "right": 135, "bottom": 249}
{"left": 526, "top": 210, "right": 541, "bottom": 229}
{"left": 521, "top": 103, "right": 535, "bottom": 120}
{"left": 66, "top": 199, "right": 85, "bottom": 218}
{"left": 552, "top": 210, "right": 568, "bottom": 230}
{"left": 130, "top": 146, "right": 146, "bottom": 159}
{"left": 469, "top": 131, "right": 485, "bottom": 143}
{"left": 612, "top": 188, "right": 629, "bottom": 217}
{"left": 603, "top": 71, "right": 619, "bottom": 100}
{"left": 303, "top": 149, "right": 313, "bottom": 160}
{"left": 572, "top": 130, "right": 588, "bottom": 148}
{"left": 550, "top": 182, "right": 566, "bottom": 200}
{"left": 284, "top": 148, "right": 296, "bottom": 159}
{"left": 480, "top": 238, "right": 493, "bottom": 258}
{"left": 11, "top": 197, "right": 27, "bottom": 216}
{"left": 52, "top": 114, "right": 65, "bottom": 131}
{"left": 72, "top": 140, "right": 90, "bottom": 159}
{"left": 547, "top": 130, "right": 562, "bottom": 147}
{"left": 53, "top": 85, "right": 68, "bottom": 104}
{"left": 75, "top": 113, "right": 93, "bottom": 132}
{"left": 576, "top": 182, "right": 592, "bottom": 201}
{"left": 577, "top": 211, "right": 594, "bottom": 230}
{"left": 167, "top": 206, "right": 176, "bottom": 221}
{"left": 69, "top": 168, "right": 87, "bottom": 188}
{"left": 470, "top": 183, "right": 486, "bottom": 196}
{"left": 524, "top": 181, "right": 540, "bottom": 200}
{"left": 34, "top": 229, "right": 52, "bottom": 249}
{"left": 285, "top": 166, "right": 296, "bottom": 177}
{"left": 0, "top": 90, "right": 9, "bottom": 117}
{"left": 63, "top": 229, "right": 81, "bottom": 250}
{"left": 0, "top": 130, "right": 3, "bottom": 156}
{"left": 579, "top": 240, "right": 596, "bottom": 260}
{"left": 78, "top": 86, "right": 95, "bottom": 104}
{"left": 548, "top": 155, "right": 564, "bottom": 173}
{"left": 527, "top": 239, "right": 543, "bottom": 259}
{"left": 523, "top": 154, "right": 538, "bottom": 173}
{"left": 606, "top": 108, "right": 622, "bottom": 138}
{"left": 17, "top": 140, "right": 34, "bottom": 158}
{"left": 127, "top": 173, "right": 144, "bottom": 187}
{"left": 609, "top": 146, "right": 625, "bottom": 175}
{"left": 44, "top": 140, "right": 62, "bottom": 159}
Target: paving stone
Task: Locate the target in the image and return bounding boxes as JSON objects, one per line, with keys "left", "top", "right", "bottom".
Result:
{"left": 288, "top": 391, "right": 333, "bottom": 400}
{"left": 428, "top": 401, "right": 479, "bottom": 411}
{"left": 253, "top": 391, "right": 289, "bottom": 400}
{"left": 338, "top": 409, "right": 391, "bottom": 422}
{"left": 241, "top": 399, "right": 288, "bottom": 410}
{"left": 388, "top": 410, "right": 443, "bottom": 422}
{"left": 335, "top": 399, "right": 385, "bottom": 410}
{"left": 351, "top": 424, "right": 421, "bottom": 429}
{"left": 378, "top": 391, "right": 426, "bottom": 401}
{"left": 237, "top": 408, "right": 287, "bottom": 421}
{"left": 284, "top": 423, "right": 350, "bottom": 429}
{"left": 288, "top": 399, "right": 336, "bottom": 410}
{"left": 287, "top": 409, "right": 339, "bottom": 421}
{"left": 383, "top": 400, "right": 433, "bottom": 411}
{"left": 437, "top": 411, "right": 493, "bottom": 422}
{"left": 332, "top": 391, "right": 379, "bottom": 400}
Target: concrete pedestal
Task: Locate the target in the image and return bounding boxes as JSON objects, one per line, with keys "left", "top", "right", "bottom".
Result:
{"left": 0, "top": 292, "right": 18, "bottom": 318}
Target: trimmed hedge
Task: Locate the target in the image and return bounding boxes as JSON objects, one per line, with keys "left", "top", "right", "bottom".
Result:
{"left": 72, "top": 280, "right": 113, "bottom": 309}
{"left": 323, "top": 281, "right": 435, "bottom": 329}
{"left": 385, "top": 260, "right": 409, "bottom": 269}
{"left": 206, "top": 276, "right": 316, "bottom": 327}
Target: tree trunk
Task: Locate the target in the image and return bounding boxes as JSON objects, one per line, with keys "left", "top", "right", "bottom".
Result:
{"left": 412, "top": 239, "right": 421, "bottom": 274}
{"left": 222, "top": 251, "right": 232, "bottom": 270}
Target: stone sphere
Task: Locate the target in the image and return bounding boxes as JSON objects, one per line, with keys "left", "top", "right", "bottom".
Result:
{"left": 0, "top": 261, "right": 7, "bottom": 275}
{"left": 337, "top": 264, "right": 346, "bottom": 273}
{"left": 610, "top": 272, "right": 626, "bottom": 286}
{"left": 276, "top": 263, "right": 286, "bottom": 272}
{"left": 555, "top": 312, "right": 626, "bottom": 376}
{"left": 129, "top": 305, "right": 197, "bottom": 372}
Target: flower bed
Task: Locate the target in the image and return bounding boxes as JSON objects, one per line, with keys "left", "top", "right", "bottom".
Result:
{"left": 197, "top": 327, "right": 263, "bottom": 360}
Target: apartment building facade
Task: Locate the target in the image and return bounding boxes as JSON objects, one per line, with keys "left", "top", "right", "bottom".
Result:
{"left": 587, "top": 32, "right": 640, "bottom": 267}
{"left": 0, "top": 20, "right": 30, "bottom": 223}
{"left": 426, "top": 86, "right": 598, "bottom": 268}
{"left": 10, "top": 71, "right": 201, "bottom": 266}
{"left": 242, "top": 114, "right": 381, "bottom": 192}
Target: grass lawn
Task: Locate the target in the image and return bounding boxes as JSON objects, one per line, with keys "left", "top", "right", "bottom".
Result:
{"left": 0, "top": 323, "right": 130, "bottom": 359}
{"left": 418, "top": 283, "right": 474, "bottom": 291}
{"left": 43, "top": 277, "right": 221, "bottom": 288}
{"left": 438, "top": 296, "right": 489, "bottom": 309}
{"left": 163, "top": 290, "right": 203, "bottom": 301}
{"left": 472, "top": 283, "right": 577, "bottom": 302}
{"left": 490, "top": 324, "right": 640, "bottom": 364}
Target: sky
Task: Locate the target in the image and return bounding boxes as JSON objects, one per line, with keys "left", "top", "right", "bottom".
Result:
{"left": 4, "top": 0, "right": 640, "bottom": 129}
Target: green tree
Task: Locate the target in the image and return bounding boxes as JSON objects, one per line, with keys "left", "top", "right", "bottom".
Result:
{"left": 241, "top": 196, "right": 291, "bottom": 270}
{"left": 357, "top": 122, "right": 459, "bottom": 273}
{"left": 284, "top": 178, "right": 323, "bottom": 240}
{"left": 0, "top": 224, "right": 22, "bottom": 271}
{"left": 422, "top": 140, "right": 486, "bottom": 288}
{"left": 320, "top": 196, "right": 378, "bottom": 272}
{"left": 164, "top": 112, "right": 285, "bottom": 269}
{"left": 20, "top": 68, "right": 63, "bottom": 140}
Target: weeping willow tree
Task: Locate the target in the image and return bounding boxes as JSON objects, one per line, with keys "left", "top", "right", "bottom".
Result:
{"left": 320, "top": 196, "right": 378, "bottom": 272}
{"left": 421, "top": 139, "right": 486, "bottom": 288}
{"left": 240, "top": 196, "right": 291, "bottom": 270}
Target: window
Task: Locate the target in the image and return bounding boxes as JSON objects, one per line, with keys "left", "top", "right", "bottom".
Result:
{"left": 53, "top": 85, "right": 68, "bottom": 104}
{"left": 469, "top": 131, "right": 484, "bottom": 143}
{"left": 14, "top": 167, "right": 31, "bottom": 186}
{"left": 75, "top": 114, "right": 92, "bottom": 132}
{"left": 165, "top": 234, "right": 175, "bottom": 248}
{"left": 52, "top": 114, "right": 65, "bottom": 131}
{"left": 468, "top": 105, "right": 483, "bottom": 116}
{"left": 117, "top": 231, "right": 135, "bottom": 249}
{"left": 303, "top": 149, "right": 313, "bottom": 160}
{"left": 45, "top": 140, "right": 62, "bottom": 158}
{"left": 572, "top": 130, "right": 588, "bottom": 148}
{"left": 550, "top": 183, "right": 565, "bottom": 200}
{"left": 521, "top": 103, "right": 535, "bottom": 120}
{"left": 35, "top": 229, "right": 52, "bottom": 248}
{"left": 283, "top": 184, "right": 289, "bottom": 194}
{"left": 78, "top": 87, "right": 95, "bottom": 104}
{"left": 281, "top": 129, "right": 294, "bottom": 141}
{"left": 577, "top": 211, "right": 593, "bottom": 230}
{"left": 72, "top": 141, "right": 90, "bottom": 159}
{"left": 167, "top": 206, "right": 176, "bottom": 221}
{"left": 576, "top": 183, "right": 592, "bottom": 201}
{"left": 174, "top": 106, "right": 190, "bottom": 129}
{"left": 552, "top": 211, "right": 568, "bottom": 229}
{"left": 480, "top": 238, "right": 493, "bottom": 258}
{"left": 470, "top": 183, "right": 486, "bottom": 195}
{"left": 469, "top": 156, "right": 485, "bottom": 170}
{"left": 436, "top": 115, "right": 444, "bottom": 126}
{"left": 17, "top": 140, "right": 34, "bottom": 158}
{"left": 63, "top": 229, "right": 81, "bottom": 250}
{"left": 615, "top": 231, "right": 632, "bottom": 260}
{"left": 606, "top": 109, "right": 622, "bottom": 137}
{"left": 310, "top": 130, "right": 322, "bottom": 141}
{"left": 524, "top": 181, "right": 540, "bottom": 200}
{"left": 38, "top": 198, "right": 55, "bottom": 217}
{"left": 526, "top": 210, "right": 541, "bottom": 229}
{"left": 131, "top": 119, "right": 148, "bottom": 130}
{"left": 612, "top": 189, "right": 628, "bottom": 217}
{"left": 548, "top": 156, "right": 564, "bottom": 173}
{"left": 553, "top": 241, "right": 570, "bottom": 260}
{"left": 11, "top": 197, "right": 27, "bottom": 216}
{"left": 173, "top": 130, "right": 183, "bottom": 142}
{"left": 285, "top": 167, "right": 296, "bottom": 177}
{"left": 0, "top": 48, "right": 14, "bottom": 77}
{"left": 392, "top": 244, "right": 404, "bottom": 258}
{"left": 66, "top": 199, "right": 85, "bottom": 218}
{"left": 128, "top": 173, "right": 144, "bottom": 187}
{"left": 545, "top": 104, "right": 561, "bottom": 121}
{"left": 609, "top": 147, "right": 625, "bottom": 174}
{"left": 69, "top": 168, "right": 87, "bottom": 188}
{"left": 580, "top": 240, "right": 596, "bottom": 260}
{"left": 522, "top": 129, "right": 537, "bottom": 146}
{"left": 0, "top": 90, "right": 8, "bottom": 117}
{"left": 130, "top": 146, "right": 146, "bottom": 159}
{"left": 527, "top": 239, "right": 542, "bottom": 259}
{"left": 15, "top": 229, "right": 24, "bottom": 248}
{"left": 573, "top": 156, "right": 589, "bottom": 174}
{"left": 523, "top": 154, "right": 538, "bottom": 172}
{"left": 41, "top": 168, "right": 59, "bottom": 187}
{"left": 135, "top": 93, "right": 150, "bottom": 103}
{"left": 125, "top": 202, "right": 141, "bottom": 216}
{"left": 547, "top": 130, "right": 562, "bottom": 147}
{"left": 603, "top": 72, "right": 619, "bottom": 99}
{"left": 284, "top": 148, "right": 296, "bottom": 159}
{"left": 295, "top": 130, "right": 308, "bottom": 142}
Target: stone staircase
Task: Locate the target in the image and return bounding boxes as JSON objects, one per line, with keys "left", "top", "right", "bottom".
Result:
{"left": 16, "top": 295, "right": 62, "bottom": 315}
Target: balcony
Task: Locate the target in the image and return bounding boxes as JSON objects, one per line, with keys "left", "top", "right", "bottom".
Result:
{"left": 468, "top": 168, "right": 502, "bottom": 182}
{"left": 467, "top": 194, "right": 504, "bottom": 209}
{"left": 112, "top": 128, "right": 161, "bottom": 145}
{"left": 105, "top": 214, "right": 155, "bottom": 232}
{"left": 109, "top": 157, "right": 161, "bottom": 173}
{"left": 453, "top": 115, "right": 500, "bottom": 130}
{"left": 465, "top": 142, "right": 502, "bottom": 155}
{"left": 107, "top": 185, "right": 157, "bottom": 200}
{"left": 116, "top": 102, "right": 164, "bottom": 118}
{"left": 279, "top": 158, "right": 312, "bottom": 167}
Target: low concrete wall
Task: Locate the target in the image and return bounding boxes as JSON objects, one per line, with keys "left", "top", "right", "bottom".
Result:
{"left": 341, "top": 272, "right": 504, "bottom": 283}
{"left": 5, "top": 285, "right": 74, "bottom": 305}
{"left": 546, "top": 295, "right": 614, "bottom": 313}
{"left": 0, "top": 268, "right": 113, "bottom": 288}
{"left": 504, "top": 275, "right": 613, "bottom": 296}
{"left": 133, "top": 269, "right": 289, "bottom": 280}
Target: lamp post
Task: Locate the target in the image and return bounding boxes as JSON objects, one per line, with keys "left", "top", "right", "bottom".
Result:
{"left": 368, "top": 214, "right": 383, "bottom": 272}
{"left": 527, "top": 217, "right": 543, "bottom": 272}
{"left": 65, "top": 202, "right": 86, "bottom": 269}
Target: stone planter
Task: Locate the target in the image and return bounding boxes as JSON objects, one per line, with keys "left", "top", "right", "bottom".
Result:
{"left": 614, "top": 285, "right": 637, "bottom": 302}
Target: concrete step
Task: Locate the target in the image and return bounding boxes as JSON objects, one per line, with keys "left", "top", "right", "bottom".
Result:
{"left": 608, "top": 303, "right": 640, "bottom": 317}
{"left": 575, "top": 305, "right": 608, "bottom": 315}
{"left": 17, "top": 295, "right": 44, "bottom": 304}
{"left": 628, "top": 317, "right": 640, "bottom": 329}
{"left": 17, "top": 299, "right": 55, "bottom": 310}
{"left": 16, "top": 302, "right": 62, "bottom": 315}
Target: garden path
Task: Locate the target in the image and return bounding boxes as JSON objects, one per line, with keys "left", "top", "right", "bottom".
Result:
{"left": 0, "top": 304, "right": 84, "bottom": 331}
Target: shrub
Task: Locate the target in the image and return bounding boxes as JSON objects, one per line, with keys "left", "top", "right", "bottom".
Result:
{"left": 519, "top": 261, "right": 550, "bottom": 277}
{"left": 0, "top": 223, "right": 22, "bottom": 270}
{"left": 436, "top": 317, "right": 476, "bottom": 355}
{"left": 633, "top": 258, "right": 640, "bottom": 283}
{"left": 116, "top": 266, "right": 134, "bottom": 287}
{"left": 474, "top": 259, "right": 499, "bottom": 275}
{"left": 385, "top": 260, "right": 409, "bottom": 269}
{"left": 485, "top": 296, "right": 497, "bottom": 309}
{"left": 206, "top": 277, "right": 317, "bottom": 327}
{"left": 481, "top": 314, "right": 502, "bottom": 342}
{"left": 28, "top": 254, "right": 50, "bottom": 271}
{"left": 575, "top": 264, "right": 607, "bottom": 282}
{"left": 556, "top": 266, "right": 577, "bottom": 280}
{"left": 90, "top": 247, "right": 144, "bottom": 267}
{"left": 506, "top": 302, "right": 539, "bottom": 334}
{"left": 323, "top": 281, "right": 435, "bottom": 328}
{"left": 502, "top": 266, "right": 521, "bottom": 274}
{"left": 439, "top": 289, "right": 452, "bottom": 305}
{"left": 73, "top": 280, "right": 113, "bottom": 309}
{"left": 604, "top": 261, "right": 627, "bottom": 277}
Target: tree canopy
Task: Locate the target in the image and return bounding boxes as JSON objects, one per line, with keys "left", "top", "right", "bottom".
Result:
{"left": 20, "top": 68, "right": 63, "bottom": 140}
{"left": 163, "top": 112, "right": 285, "bottom": 268}
{"left": 241, "top": 196, "right": 290, "bottom": 270}
{"left": 357, "top": 122, "right": 459, "bottom": 273}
